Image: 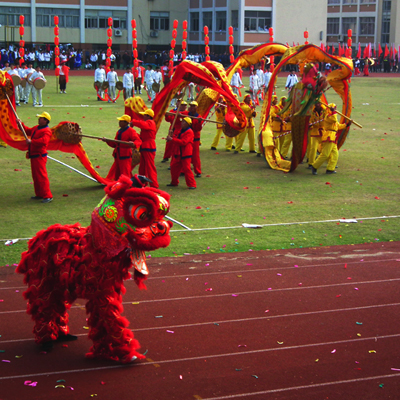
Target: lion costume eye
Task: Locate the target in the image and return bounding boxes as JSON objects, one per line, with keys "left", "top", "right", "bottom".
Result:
{"left": 130, "top": 205, "right": 149, "bottom": 221}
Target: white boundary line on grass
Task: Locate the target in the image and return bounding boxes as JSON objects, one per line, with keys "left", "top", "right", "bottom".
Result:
{"left": 170, "top": 214, "right": 400, "bottom": 232}
{"left": 1, "top": 215, "right": 399, "bottom": 242}
{"left": 44, "top": 104, "right": 114, "bottom": 107}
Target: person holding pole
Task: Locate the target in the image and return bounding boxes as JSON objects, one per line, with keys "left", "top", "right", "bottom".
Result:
{"left": 103, "top": 114, "right": 142, "bottom": 181}
{"left": 311, "top": 103, "right": 350, "bottom": 175}
{"left": 18, "top": 111, "right": 53, "bottom": 203}
{"left": 131, "top": 109, "right": 158, "bottom": 188}
{"left": 167, "top": 117, "right": 196, "bottom": 189}
{"left": 188, "top": 101, "right": 203, "bottom": 177}
{"left": 161, "top": 100, "right": 188, "bottom": 163}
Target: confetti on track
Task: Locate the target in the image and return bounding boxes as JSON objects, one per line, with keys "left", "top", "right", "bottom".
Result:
{"left": 1, "top": 241, "right": 400, "bottom": 399}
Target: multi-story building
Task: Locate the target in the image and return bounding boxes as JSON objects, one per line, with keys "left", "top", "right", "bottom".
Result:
{"left": 187, "top": 0, "right": 326, "bottom": 53}
{"left": 327, "top": 0, "right": 400, "bottom": 50}
{"left": 0, "top": 0, "right": 398, "bottom": 55}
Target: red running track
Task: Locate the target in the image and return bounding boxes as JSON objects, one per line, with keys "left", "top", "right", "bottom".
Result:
{"left": 1, "top": 241, "right": 400, "bottom": 400}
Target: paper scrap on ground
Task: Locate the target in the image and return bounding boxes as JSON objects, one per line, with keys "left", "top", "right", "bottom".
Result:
{"left": 242, "top": 223, "right": 263, "bottom": 229}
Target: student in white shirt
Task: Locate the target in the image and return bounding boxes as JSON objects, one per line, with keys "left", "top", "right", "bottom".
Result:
{"left": 94, "top": 64, "right": 106, "bottom": 100}
{"left": 249, "top": 70, "right": 261, "bottom": 103}
{"left": 106, "top": 66, "right": 118, "bottom": 102}
{"left": 255, "top": 66, "right": 265, "bottom": 101}
{"left": 23, "top": 63, "right": 35, "bottom": 104}
{"left": 90, "top": 52, "right": 98, "bottom": 70}
{"left": 7, "top": 64, "right": 21, "bottom": 106}
{"left": 44, "top": 51, "right": 51, "bottom": 70}
{"left": 122, "top": 67, "right": 134, "bottom": 99}
{"left": 264, "top": 67, "right": 272, "bottom": 95}
{"left": 144, "top": 65, "right": 155, "bottom": 102}
{"left": 285, "top": 71, "right": 298, "bottom": 92}
{"left": 30, "top": 66, "right": 47, "bottom": 107}
{"left": 230, "top": 71, "right": 242, "bottom": 96}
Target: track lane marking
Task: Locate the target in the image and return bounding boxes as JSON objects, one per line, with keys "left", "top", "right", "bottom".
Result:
{"left": 198, "top": 372, "right": 400, "bottom": 399}
{"left": 1, "top": 333, "right": 400, "bottom": 381}
{"left": 1, "top": 302, "right": 400, "bottom": 344}
{"left": 1, "top": 277, "right": 400, "bottom": 314}
{"left": 2, "top": 256, "right": 400, "bottom": 291}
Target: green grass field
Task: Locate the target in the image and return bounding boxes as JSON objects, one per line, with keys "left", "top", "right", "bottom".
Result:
{"left": 1, "top": 75, "right": 399, "bottom": 265}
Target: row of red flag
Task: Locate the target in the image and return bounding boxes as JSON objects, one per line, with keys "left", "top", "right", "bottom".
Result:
{"left": 317, "top": 42, "right": 399, "bottom": 59}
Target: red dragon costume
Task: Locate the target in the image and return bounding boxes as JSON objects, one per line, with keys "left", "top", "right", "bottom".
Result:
{"left": 16, "top": 174, "right": 172, "bottom": 363}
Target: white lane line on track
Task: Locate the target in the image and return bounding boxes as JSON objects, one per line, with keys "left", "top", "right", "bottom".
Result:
{"left": 147, "top": 256, "right": 400, "bottom": 280}
{"left": 1, "top": 256, "right": 400, "bottom": 292}
{"left": 1, "top": 333, "right": 400, "bottom": 381}
{"left": 1, "top": 302, "right": 400, "bottom": 344}
{"left": 1, "top": 277, "right": 400, "bottom": 315}
{"left": 199, "top": 373, "right": 400, "bottom": 399}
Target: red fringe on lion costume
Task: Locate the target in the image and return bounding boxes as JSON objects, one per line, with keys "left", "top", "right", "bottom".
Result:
{"left": 16, "top": 175, "right": 172, "bottom": 363}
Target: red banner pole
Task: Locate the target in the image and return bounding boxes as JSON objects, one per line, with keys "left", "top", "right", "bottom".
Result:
{"left": 54, "top": 16, "right": 60, "bottom": 93}
{"left": 181, "top": 20, "right": 187, "bottom": 60}
{"left": 19, "top": 16, "right": 25, "bottom": 67}
{"left": 204, "top": 26, "right": 210, "bottom": 61}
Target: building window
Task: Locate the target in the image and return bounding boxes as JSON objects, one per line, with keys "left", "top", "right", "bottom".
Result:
{"left": 342, "top": 17, "right": 357, "bottom": 35}
{"left": 327, "top": 0, "right": 340, "bottom": 4}
{"left": 203, "top": 12, "right": 213, "bottom": 31}
{"left": 0, "top": 7, "right": 31, "bottom": 26}
{"left": 37, "top": 8, "right": 79, "bottom": 28}
{"left": 343, "top": 0, "right": 357, "bottom": 4}
{"left": 359, "top": 17, "right": 375, "bottom": 35}
{"left": 360, "top": 0, "right": 376, "bottom": 3}
{"left": 231, "top": 10, "right": 238, "bottom": 29}
{"left": 244, "top": 11, "right": 271, "bottom": 32}
{"left": 327, "top": 18, "right": 340, "bottom": 35}
{"left": 150, "top": 12, "right": 169, "bottom": 31}
{"left": 85, "top": 10, "right": 127, "bottom": 30}
{"left": 216, "top": 11, "right": 226, "bottom": 32}
{"left": 190, "top": 12, "right": 199, "bottom": 32}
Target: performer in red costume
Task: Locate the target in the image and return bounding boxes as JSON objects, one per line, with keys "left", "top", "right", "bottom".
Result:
{"left": 188, "top": 101, "right": 203, "bottom": 177}
{"left": 104, "top": 114, "right": 142, "bottom": 180}
{"left": 17, "top": 174, "right": 173, "bottom": 363}
{"left": 133, "top": 64, "right": 145, "bottom": 94}
{"left": 167, "top": 117, "right": 196, "bottom": 189}
{"left": 20, "top": 111, "right": 53, "bottom": 203}
{"left": 58, "top": 59, "right": 69, "bottom": 94}
{"left": 161, "top": 100, "right": 188, "bottom": 163}
{"left": 130, "top": 109, "right": 159, "bottom": 188}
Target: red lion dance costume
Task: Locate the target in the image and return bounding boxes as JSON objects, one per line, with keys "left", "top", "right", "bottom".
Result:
{"left": 17, "top": 175, "right": 172, "bottom": 363}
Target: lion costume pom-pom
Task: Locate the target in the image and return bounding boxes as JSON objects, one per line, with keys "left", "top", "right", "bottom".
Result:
{"left": 16, "top": 175, "right": 172, "bottom": 363}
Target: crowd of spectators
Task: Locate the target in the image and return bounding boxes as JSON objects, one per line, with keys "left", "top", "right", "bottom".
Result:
{"left": 1, "top": 43, "right": 398, "bottom": 73}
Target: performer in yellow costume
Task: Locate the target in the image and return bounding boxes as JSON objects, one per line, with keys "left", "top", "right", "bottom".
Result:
{"left": 210, "top": 98, "right": 228, "bottom": 150}
{"left": 280, "top": 101, "right": 292, "bottom": 159}
{"left": 270, "top": 95, "right": 283, "bottom": 153}
{"left": 307, "top": 102, "right": 328, "bottom": 168}
{"left": 234, "top": 94, "right": 257, "bottom": 154}
{"left": 311, "top": 103, "right": 350, "bottom": 175}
